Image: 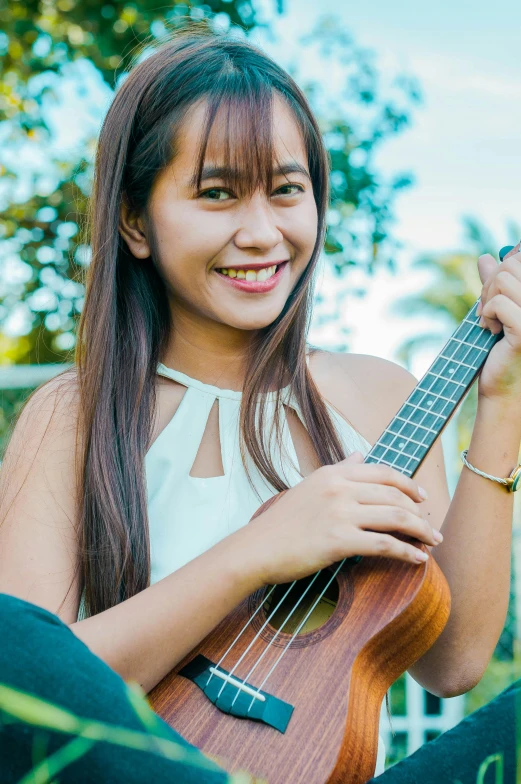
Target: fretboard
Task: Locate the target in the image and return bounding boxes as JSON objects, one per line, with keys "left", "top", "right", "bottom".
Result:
{"left": 365, "top": 301, "right": 502, "bottom": 478}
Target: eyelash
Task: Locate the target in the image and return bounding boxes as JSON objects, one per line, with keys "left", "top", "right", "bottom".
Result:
{"left": 198, "top": 184, "right": 305, "bottom": 201}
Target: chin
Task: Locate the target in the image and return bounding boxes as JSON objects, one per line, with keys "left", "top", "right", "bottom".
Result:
{"left": 225, "top": 318, "right": 278, "bottom": 331}
{"left": 218, "top": 303, "right": 286, "bottom": 332}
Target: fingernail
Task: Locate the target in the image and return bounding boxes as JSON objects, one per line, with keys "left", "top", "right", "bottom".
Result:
{"left": 432, "top": 529, "right": 443, "bottom": 543}
{"left": 418, "top": 486, "right": 428, "bottom": 500}
{"left": 479, "top": 317, "right": 486, "bottom": 328}
{"left": 476, "top": 301, "right": 482, "bottom": 316}
{"left": 416, "top": 550, "right": 429, "bottom": 562}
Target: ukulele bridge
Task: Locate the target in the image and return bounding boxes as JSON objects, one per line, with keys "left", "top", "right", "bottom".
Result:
{"left": 208, "top": 666, "right": 266, "bottom": 701}
{"left": 179, "top": 654, "right": 294, "bottom": 733}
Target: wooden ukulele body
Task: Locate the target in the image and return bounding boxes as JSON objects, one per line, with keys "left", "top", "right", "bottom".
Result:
{"left": 150, "top": 494, "right": 451, "bottom": 784}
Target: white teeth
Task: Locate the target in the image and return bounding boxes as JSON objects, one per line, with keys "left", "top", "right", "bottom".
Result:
{"left": 217, "top": 264, "right": 279, "bottom": 282}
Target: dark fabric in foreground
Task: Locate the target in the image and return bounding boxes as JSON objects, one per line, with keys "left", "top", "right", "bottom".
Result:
{"left": 0, "top": 593, "right": 518, "bottom": 783}
{"left": 371, "top": 679, "right": 519, "bottom": 782}
{"left": 0, "top": 593, "right": 228, "bottom": 783}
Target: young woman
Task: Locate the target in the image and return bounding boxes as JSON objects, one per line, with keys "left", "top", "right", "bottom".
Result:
{"left": 1, "top": 26, "right": 520, "bottom": 782}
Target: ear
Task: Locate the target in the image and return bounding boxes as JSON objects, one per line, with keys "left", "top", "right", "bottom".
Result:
{"left": 119, "top": 195, "right": 151, "bottom": 259}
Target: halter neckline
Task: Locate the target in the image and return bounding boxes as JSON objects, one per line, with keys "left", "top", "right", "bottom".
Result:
{"left": 156, "top": 362, "right": 293, "bottom": 402}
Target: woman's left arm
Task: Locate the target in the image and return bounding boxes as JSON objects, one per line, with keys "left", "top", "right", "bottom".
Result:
{"left": 410, "top": 245, "right": 521, "bottom": 697}
{"left": 318, "top": 245, "right": 521, "bottom": 699}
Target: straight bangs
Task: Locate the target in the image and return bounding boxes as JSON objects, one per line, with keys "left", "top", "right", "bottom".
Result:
{"left": 191, "top": 74, "right": 292, "bottom": 199}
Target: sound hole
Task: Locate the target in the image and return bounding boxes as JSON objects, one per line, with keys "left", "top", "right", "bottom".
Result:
{"left": 262, "top": 572, "right": 339, "bottom": 635}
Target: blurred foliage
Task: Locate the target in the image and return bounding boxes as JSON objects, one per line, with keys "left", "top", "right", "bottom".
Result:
{"left": 299, "top": 17, "right": 421, "bottom": 276}
{"left": 464, "top": 651, "right": 521, "bottom": 717}
{"left": 0, "top": 387, "right": 32, "bottom": 458}
{"left": 0, "top": 2, "right": 421, "bottom": 369}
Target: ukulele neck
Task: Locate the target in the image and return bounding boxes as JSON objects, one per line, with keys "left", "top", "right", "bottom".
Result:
{"left": 365, "top": 301, "right": 502, "bottom": 478}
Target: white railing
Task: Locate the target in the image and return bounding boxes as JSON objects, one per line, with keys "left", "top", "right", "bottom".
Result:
{"left": 380, "top": 674, "right": 464, "bottom": 758}
{"left": 0, "top": 363, "right": 72, "bottom": 389}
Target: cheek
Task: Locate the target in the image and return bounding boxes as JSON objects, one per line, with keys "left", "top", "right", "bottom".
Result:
{"left": 153, "top": 205, "right": 230, "bottom": 272}
{"left": 286, "top": 199, "right": 318, "bottom": 256}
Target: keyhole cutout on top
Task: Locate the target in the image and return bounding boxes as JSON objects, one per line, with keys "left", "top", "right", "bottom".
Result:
{"left": 189, "top": 398, "right": 225, "bottom": 478}
{"left": 283, "top": 404, "right": 322, "bottom": 478}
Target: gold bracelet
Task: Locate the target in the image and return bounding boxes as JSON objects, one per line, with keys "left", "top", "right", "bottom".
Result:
{"left": 460, "top": 450, "right": 521, "bottom": 492}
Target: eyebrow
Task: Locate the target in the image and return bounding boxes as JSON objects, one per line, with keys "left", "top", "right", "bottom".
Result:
{"left": 188, "top": 162, "right": 311, "bottom": 188}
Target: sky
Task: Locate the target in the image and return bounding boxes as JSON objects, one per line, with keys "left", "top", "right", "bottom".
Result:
{"left": 252, "top": 0, "right": 521, "bottom": 375}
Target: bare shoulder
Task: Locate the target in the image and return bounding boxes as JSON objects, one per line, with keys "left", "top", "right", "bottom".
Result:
{"left": 307, "top": 348, "right": 417, "bottom": 444}
{"left": 0, "top": 367, "right": 83, "bottom": 621}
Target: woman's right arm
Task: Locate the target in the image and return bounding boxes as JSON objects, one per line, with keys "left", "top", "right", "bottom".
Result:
{"left": 0, "top": 376, "right": 439, "bottom": 694}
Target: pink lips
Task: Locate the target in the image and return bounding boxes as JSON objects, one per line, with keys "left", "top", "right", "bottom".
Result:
{"left": 214, "top": 261, "right": 288, "bottom": 293}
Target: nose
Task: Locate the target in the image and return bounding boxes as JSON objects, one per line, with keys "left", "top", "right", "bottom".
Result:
{"left": 234, "top": 192, "right": 284, "bottom": 252}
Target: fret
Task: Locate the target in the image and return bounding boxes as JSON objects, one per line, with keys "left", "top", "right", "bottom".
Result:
{"left": 394, "top": 416, "right": 438, "bottom": 435}
{"left": 368, "top": 449, "right": 422, "bottom": 475}
{"left": 372, "top": 443, "right": 423, "bottom": 462}
{"left": 415, "top": 386, "right": 457, "bottom": 405}
{"left": 430, "top": 357, "right": 474, "bottom": 388}
{"left": 455, "top": 328, "right": 485, "bottom": 347}
{"left": 384, "top": 430, "right": 430, "bottom": 449}
{"left": 401, "top": 402, "right": 449, "bottom": 419}
{"left": 459, "top": 316, "right": 485, "bottom": 332}
{"left": 424, "top": 370, "right": 467, "bottom": 388}
{"left": 448, "top": 337, "right": 489, "bottom": 352}
{"left": 415, "top": 373, "right": 461, "bottom": 400}
{"left": 367, "top": 457, "right": 398, "bottom": 469}
{"left": 440, "top": 340, "right": 489, "bottom": 366}
{"left": 438, "top": 354, "right": 477, "bottom": 371}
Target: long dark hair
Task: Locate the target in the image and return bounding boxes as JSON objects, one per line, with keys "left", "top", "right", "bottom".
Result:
{"left": 67, "top": 25, "right": 350, "bottom": 616}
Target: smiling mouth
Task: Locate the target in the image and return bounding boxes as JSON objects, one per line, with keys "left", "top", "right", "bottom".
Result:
{"left": 214, "top": 261, "right": 289, "bottom": 292}
{"left": 215, "top": 263, "right": 282, "bottom": 282}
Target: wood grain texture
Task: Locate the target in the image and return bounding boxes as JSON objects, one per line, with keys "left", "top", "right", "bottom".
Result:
{"left": 149, "top": 492, "right": 451, "bottom": 784}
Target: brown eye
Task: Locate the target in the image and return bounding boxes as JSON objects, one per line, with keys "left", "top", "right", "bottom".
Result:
{"left": 200, "top": 188, "right": 233, "bottom": 201}
{"left": 275, "top": 184, "right": 304, "bottom": 196}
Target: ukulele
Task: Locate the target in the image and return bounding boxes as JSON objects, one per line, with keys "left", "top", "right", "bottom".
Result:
{"left": 149, "top": 245, "right": 516, "bottom": 784}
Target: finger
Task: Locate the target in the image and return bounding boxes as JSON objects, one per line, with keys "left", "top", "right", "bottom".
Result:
{"left": 477, "top": 254, "right": 499, "bottom": 319}
{"left": 336, "top": 459, "right": 428, "bottom": 503}
{"left": 478, "top": 253, "right": 498, "bottom": 287}
{"left": 355, "top": 504, "right": 441, "bottom": 546}
{"left": 481, "top": 294, "right": 521, "bottom": 340}
{"left": 354, "top": 481, "right": 423, "bottom": 514}
{"left": 480, "top": 270, "right": 521, "bottom": 332}
{"left": 352, "top": 530, "right": 428, "bottom": 565}
{"left": 502, "top": 242, "right": 521, "bottom": 262}
{"left": 478, "top": 248, "right": 521, "bottom": 318}
{"left": 346, "top": 450, "right": 365, "bottom": 464}
{"left": 501, "top": 252, "right": 521, "bottom": 282}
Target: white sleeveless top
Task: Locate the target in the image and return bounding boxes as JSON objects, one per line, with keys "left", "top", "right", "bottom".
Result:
{"left": 145, "top": 356, "right": 387, "bottom": 777}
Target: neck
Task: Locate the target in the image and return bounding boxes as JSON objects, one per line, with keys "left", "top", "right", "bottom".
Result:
{"left": 160, "top": 308, "right": 256, "bottom": 391}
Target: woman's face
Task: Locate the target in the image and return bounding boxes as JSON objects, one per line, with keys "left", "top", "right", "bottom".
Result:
{"left": 120, "top": 94, "right": 318, "bottom": 335}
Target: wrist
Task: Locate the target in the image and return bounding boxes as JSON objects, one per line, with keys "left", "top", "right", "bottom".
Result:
{"left": 218, "top": 524, "right": 267, "bottom": 597}
{"left": 466, "top": 398, "right": 521, "bottom": 478}
{"left": 476, "top": 392, "right": 521, "bottom": 437}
